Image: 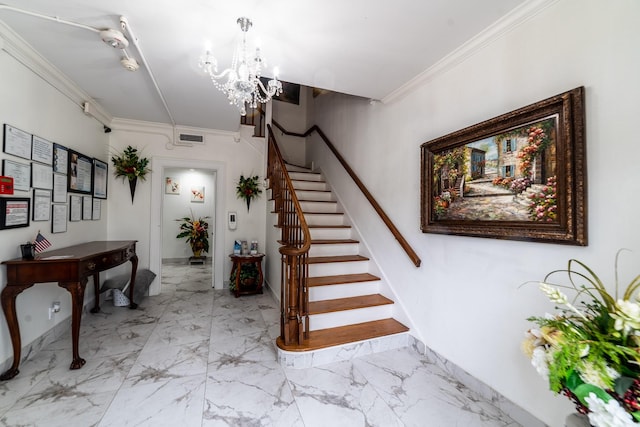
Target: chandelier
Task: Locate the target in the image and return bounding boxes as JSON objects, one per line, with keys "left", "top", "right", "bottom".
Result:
{"left": 199, "top": 17, "right": 283, "bottom": 116}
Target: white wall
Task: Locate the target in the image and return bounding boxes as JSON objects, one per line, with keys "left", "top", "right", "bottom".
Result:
{"left": 308, "top": 1, "right": 640, "bottom": 425}
{"left": 162, "top": 168, "right": 216, "bottom": 259}
{"left": 271, "top": 87, "right": 311, "bottom": 166}
{"left": 0, "top": 43, "right": 108, "bottom": 367}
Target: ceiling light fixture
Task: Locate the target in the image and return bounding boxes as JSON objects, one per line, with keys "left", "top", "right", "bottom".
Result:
{"left": 198, "top": 17, "right": 282, "bottom": 116}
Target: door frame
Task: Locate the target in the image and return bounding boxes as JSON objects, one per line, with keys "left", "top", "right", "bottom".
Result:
{"left": 148, "top": 156, "right": 226, "bottom": 294}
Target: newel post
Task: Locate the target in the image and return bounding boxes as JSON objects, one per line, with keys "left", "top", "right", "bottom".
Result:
{"left": 283, "top": 252, "right": 301, "bottom": 345}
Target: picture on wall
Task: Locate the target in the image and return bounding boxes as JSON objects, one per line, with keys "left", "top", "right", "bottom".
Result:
{"left": 52, "top": 143, "right": 68, "bottom": 174}
{"left": 420, "top": 87, "right": 586, "bottom": 245}
{"left": 165, "top": 177, "right": 180, "bottom": 194}
{"left": 0, "top": 197, "right": 30, "bottom": 229}
{"left": 67, "top": 150, "right": 92, "bottom": 194}
{"left": 93, "top": 158, "right": 108, "bottom": 199}
{"left": 191, "top": 186, "right": 204, "bottom": 203}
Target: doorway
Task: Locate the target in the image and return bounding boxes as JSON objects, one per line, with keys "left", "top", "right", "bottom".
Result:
{"left": 149, "top": 157, "right": 227, "bottom": 295}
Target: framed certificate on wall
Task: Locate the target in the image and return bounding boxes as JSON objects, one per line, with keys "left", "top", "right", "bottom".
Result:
{"left": 67, "top": 150, "right": 92, "bottom": 194}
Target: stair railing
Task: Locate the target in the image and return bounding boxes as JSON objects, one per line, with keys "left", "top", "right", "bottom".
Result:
{"left": 272, "top": 120, "right": 422, "bottom": 268}
{"left": 267, "top": 124, "right": 312, "bottom": 346}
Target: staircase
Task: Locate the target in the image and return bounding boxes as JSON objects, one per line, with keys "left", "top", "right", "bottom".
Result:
{"left": 274, "top": 163, "right": 409, "bottom": 361}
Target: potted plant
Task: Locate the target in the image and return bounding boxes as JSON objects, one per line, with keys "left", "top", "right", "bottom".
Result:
{"left": 229, "top": 262, "right": 259, "bottom": 292}
{"left": 523, "top": 251, "right": 640, "bottom": 426}
{"left": 111, "top": 145, "right": 151, "bottom": 202}
{"left": 236, "top": 174, "right": 262, "bottom": 211}
{"left": 176, "top": 212, "right": 210, "bottom": 257}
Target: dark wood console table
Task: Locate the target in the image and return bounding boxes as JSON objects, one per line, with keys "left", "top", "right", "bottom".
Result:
{"left": 0, "top": 240, "right": 138, "bottom": 380}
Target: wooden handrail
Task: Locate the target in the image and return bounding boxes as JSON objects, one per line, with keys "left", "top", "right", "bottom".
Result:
{"left": 267, "top": 124, "right": 312, "bottom": 346}
{"left": 271, "top": 120, "right": 421, "bottom": 267}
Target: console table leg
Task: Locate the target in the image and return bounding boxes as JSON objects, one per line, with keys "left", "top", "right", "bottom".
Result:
{"left": 0, "top": 284, "right": 34, "bottom": 380}
{"left": 128, "top": 254, "right": 138, "bottom": 309}
{"left": 90, "top": 272, "right": 100, "bottom": 313}
{"left": 58, "top": 280, "right": 87, "bottom": 370}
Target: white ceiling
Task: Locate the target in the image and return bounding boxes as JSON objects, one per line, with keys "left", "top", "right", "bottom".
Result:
{"left": 0, "top": 0, "right": 526, "bottom": 131}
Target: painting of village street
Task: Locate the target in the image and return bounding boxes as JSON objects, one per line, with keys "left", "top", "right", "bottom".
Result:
{"left": 432, "top": 116, "right": 558, "bottom": 222}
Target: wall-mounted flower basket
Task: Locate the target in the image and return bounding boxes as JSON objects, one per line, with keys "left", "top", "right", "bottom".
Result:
{"left": 111, "top": 145, "right": 150, "bottom": 203}
{"left": 236, "top": 174, "right": 262, "bottom": 211}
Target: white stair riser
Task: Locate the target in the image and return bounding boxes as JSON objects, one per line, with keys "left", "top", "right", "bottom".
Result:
{"left": 309, "top": 281, "right": 380, "bottom": 301}
{"left": 285, "top": 165, "right": 312, "bottom": 173}
{"left": 304, "top": 214, "right": 345, "bottom": 226}
{"left": 295, "top": 190, "right": 333, "bottom": 201}
{"left": 309, "top": 243, "right": 359, "bottom": 257}
{"left": 309, "top": 227, "right": 352, "bottom": 240}
{"left": 299, "top": 201, "right": 338, "bottom": 213}
{"left": 309, "top": 305, "right": 393, "bottom": 331}
{"left": 309, "top": 260, "right": 371, "bottom": 277}
{"left": 293, "top": 181, "right": 328, "bottom": 191}
{"left": 289, "top": 172, "right": 324, "bottom": 182}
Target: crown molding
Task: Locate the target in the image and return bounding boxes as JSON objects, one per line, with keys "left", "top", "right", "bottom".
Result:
{"left": 382, "top": 0, "right": 560, "bottom": 104}
{"left": 0, "top": 20, "right": 113, "bottom": 125}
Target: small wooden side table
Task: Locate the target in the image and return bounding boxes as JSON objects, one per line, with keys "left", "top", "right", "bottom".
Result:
{"left": 229, "top": 253, "right": 265, "bottom": 297}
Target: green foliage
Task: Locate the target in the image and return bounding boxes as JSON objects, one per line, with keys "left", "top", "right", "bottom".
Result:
{"left": 111, "top": 146, "right": 150, "bottom": 181}
{"left": 176, "top": 212, "right": 210, "bottom": 254}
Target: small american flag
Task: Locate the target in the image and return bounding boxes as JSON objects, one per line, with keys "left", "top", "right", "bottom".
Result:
{"left": 34, "top": 232, "right": 51, "bottom": 253}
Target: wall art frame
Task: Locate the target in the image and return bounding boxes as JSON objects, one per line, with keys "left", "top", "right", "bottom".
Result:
{"left": 420, "top": 86, "right": 587, "bottom": 245}
{"left": 67, "top": 149, "right": 93, "bottom": 194}
{"left": 0, "top": 197, "right": 31, "bottom": 229}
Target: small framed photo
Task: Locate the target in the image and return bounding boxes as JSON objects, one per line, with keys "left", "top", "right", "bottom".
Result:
{"left": 2, "top": 159, "right": 31, "bottom": 192}
{"left": 191, "top": 186, "right": 204, "bottom": 203}
{"left": 67, "top": 150, "right": 93, "bottom": 194}
{"left": 165, "top": 177, "right": 180, "bottom": 194}
{"left": 53, "top": 143, "right": 68, "bottom": 174}
{"left": 32, "top": 189, "right": 52, "bottom": 222}
{"left": 92, "top": 198, "right": 101, "bottom": 220}
{"left": 82, "top": 196, "right": 93, "bottom": 220}
{"left": 93, "top": 158, "right": 108, "bottom": 199}
{"left": 0, "top": 197, "right": 30, "bottom": 229}
{"left": 69, "top": 195, "right": 82, "bottom": 221}
{"left": 2, "top": 124, "right": 32, "bottom": 160}
{"left": 31, "top": 163, "right": 53, "bottom": 190}
{"left": 52, "top": 204, "right": 67, "bottom": 233}
{"left": 31, "top": 135, "right": 54, "bottom": 165}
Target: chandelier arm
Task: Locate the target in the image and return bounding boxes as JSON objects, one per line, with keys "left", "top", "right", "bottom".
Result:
{"left": 207, "top": 68, "right": 234, "bottom": 80}
{"left": 255, "top": 78, "right": 280, "bottom": 98}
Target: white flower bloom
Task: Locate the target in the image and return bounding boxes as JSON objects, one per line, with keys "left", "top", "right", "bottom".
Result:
{"left": 539, "top": 282, "right": 568, "bottom": 305}
{"left": 611, "top": 299, "right": 640, "bottom": 335}
{"left": 578, "top": 361, "right": 619, "bottom": 390}
{"left": 531, "top": 347, "right": 550, "bottom": 380}
{"left": 585, "top": 392, "right": 635, "bottom": 427}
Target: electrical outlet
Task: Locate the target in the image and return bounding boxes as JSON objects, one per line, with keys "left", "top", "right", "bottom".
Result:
{"left": 48, "top": 301, "right": 61, "bottom": 320}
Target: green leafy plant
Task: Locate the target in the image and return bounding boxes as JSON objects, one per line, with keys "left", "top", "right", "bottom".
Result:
{"left": 229, "top": 263, "right": 259, "bottom": 291}
{"left": 110, "top": 146, "right": 150, "bottom": 181}
{"left": 176, "top": 211, "right": 210, "bottom": 254}
{"left": 523, "top": 251, "right": 640, "bottom": 426}
{"left": 236, "top": 174, "right": 262, "bottom": 211}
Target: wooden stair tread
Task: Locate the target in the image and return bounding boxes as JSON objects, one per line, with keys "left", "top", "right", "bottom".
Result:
{"left": 276, "top": 319, "right": 409, "bottom": 352}
{"left": 275, "top": 224, "right": 351, "bottom": 229}
{"left": 277, "top": 239, "right": 359, "bottom": 245}
{"left": 309, "top": 294, "right": 392, "bottom": 314}
{"left": 297, "top": 199, "right": 337, "bottom": 203}
{"left": 291, "top": 178, "right": 325, "bottom": 183}
{"left": 307, "top": 273, "right": 380, "bottom": 287}
{"left": 307, "top": 255, "right": 368, "bottom": 264}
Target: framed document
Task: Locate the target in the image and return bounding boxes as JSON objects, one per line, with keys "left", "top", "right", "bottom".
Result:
{"left": 82, "top": 196, "right": 92, "bottom": 220}
{"left": 53, "top": 143, "right": 68, "bottom": 174}
{"left": 69, "top": 195, "right": 82, "bottom": 221}
{"left": 93, "top": 158, "right": 108, "bottom": 199}
{"left": 53, "top": 173, "right": 67, "bottom": 202}
{"left": 31, "top": 135, "right": 54, "bottom": 165}
{"left": 2, "top": 159, "right": 30, "bottom": 192}
{"left": 2, "top": 124, "right": 32, "bottom": 160}
{"left": 52, "top": 204, "right": 67, "bottom": 233}
{"left": 92, "top": 198, "right": 101, "bottom": 220}
{"left": 0, "top": 197, "right": 30, "bottom": 229}
{"left": 33, "top": 189, "right": 52, "bottom": 221}
{"left": 31, "top": 163, "right": 53, "bottom": 190}
{"left": 68, "top": 150, "right": 92, "bottom": 194}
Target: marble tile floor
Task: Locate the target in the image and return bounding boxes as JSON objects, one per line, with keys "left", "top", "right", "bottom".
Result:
{"left": 0, "top": 262, "right": 522, "bottom": 427}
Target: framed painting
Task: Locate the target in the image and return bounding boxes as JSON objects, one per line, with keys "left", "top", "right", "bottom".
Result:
{"left": 420, "top": 87, "right": 586, "bottom": 245}
{"left": 67, "top": 150, "right": 93, "bottom": 194}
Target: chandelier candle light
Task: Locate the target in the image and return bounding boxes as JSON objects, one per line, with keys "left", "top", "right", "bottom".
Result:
{"left": 199, "top": 17, "right": 283, "bottom": 116}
